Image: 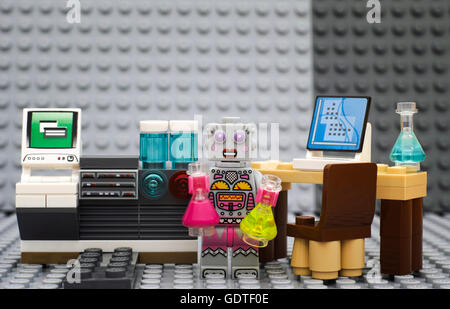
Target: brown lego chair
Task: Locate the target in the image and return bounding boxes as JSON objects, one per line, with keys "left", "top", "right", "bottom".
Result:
{"left": 287, "top": 163, "right": 377, "bottom": 280}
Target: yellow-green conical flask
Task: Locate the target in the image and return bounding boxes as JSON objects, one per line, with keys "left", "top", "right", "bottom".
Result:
{"left": 240, "top": 174, "right": 282, "bottom": 248}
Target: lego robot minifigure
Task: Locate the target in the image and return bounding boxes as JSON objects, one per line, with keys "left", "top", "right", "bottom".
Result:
{"left": 200, "top": 117, "right": 261, "bottom": 279}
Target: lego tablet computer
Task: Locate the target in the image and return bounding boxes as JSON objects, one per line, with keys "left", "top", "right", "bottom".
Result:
{"left": 307, "top": 96, "right": 371, "bottom": 152}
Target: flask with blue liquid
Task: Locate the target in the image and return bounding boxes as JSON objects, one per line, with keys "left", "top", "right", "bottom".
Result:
{"left": 389, "top": 102, "right": 426, "bottom": 172}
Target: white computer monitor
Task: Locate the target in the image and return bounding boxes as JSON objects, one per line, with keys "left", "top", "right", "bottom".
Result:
{"left": 307, "top": 96, "right": 371, "bottom": 152}
{"left": 21, "top": 108, "right": 82, "bottom": 169}
{"left": 293, "top": 96, "right": 372, "bottom": 171}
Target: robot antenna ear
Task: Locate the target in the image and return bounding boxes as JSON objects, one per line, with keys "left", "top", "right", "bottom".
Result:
{"left": 205, "top": 124, "right": 216, "bottom": 135}
{"left": 245, "top": 123, "right": 257, "bottom": 133}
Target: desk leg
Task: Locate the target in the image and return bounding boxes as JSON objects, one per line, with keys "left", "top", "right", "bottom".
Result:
{"left": 259, "top": 190, "right": 288, "bottom": 263}
{"left": 411, "top": 198, "right": 423, "bottom": 271}
{"left": 259, "top": 240, "right": 275, "bottom": 263}
{"left": 380, "top": 199, "right": 413, "bottom": 275}
{"left": 274, "top": 190, "right": 288, "bottom": 260}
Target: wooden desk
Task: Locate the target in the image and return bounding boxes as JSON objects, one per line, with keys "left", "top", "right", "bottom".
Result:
{"left": 252, "top": 160, "right": 428, "bottom": 275}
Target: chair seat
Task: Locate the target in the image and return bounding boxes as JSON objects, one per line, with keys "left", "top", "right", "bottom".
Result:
{"left": 287, "top": 222, "right": 371, "bottom": 242}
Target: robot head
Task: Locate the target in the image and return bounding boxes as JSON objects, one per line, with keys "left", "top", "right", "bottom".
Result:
{"left": 205, "top": 117, "right": 256, "bottom": 162}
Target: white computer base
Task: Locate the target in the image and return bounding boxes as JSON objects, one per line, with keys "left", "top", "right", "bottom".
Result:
{"left": 293, "top": 123, "right": 372, "bottom": 171}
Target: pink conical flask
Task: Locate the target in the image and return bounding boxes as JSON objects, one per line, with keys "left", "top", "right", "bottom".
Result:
{"left": 182, "top": 162, "right": 219, "bottom": 237}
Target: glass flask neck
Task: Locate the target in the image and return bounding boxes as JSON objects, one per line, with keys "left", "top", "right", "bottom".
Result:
{"left": 399, "top": 113, "right": 414, "bottom": 132}
{"left": 256, "top": 202, "right": 271, "bottom": 209}
{"left": 193, "top": 188, "right": 207, "bottom": 201}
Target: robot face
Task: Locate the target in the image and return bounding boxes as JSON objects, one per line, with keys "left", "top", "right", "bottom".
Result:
{"left": 205, "top": 117, "right": 257, "bottom": 162}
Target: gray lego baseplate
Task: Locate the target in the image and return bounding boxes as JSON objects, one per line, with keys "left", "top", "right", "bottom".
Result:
{"left": 1, "top": 213, "right": 450, "bottom": 289}
{"left": 312, "top": 0, "right": 450, "bottom": 212}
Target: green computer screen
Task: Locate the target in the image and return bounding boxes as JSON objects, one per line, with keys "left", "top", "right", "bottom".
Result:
{"left": 28, "top": 111, "right": 77, "bottom": 148}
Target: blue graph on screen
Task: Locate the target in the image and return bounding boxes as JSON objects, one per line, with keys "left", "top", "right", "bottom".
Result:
{"left": 307, "top": 97, "right": 369, "bottom": 151}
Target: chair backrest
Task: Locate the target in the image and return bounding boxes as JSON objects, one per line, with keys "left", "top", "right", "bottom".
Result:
{"left": 318, "top": 163, "right": 377, "bottom": 231}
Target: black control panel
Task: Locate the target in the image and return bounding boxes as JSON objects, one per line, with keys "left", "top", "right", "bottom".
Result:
{"left": 79, "top": 170, "right": 138, "bottom": 200}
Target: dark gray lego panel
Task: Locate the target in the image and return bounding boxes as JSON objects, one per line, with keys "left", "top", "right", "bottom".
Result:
{"left": 79, "top": 169, "right": 138, "bottom": 201}
{"left": 139, "top": 169, "right": 193, "bottom": 240}
{"left": 138, "top": 169, "right": 190, "bottom": 205}
{"left": 80, "top": 156, "right": 139, "bottom": 170}
{"left": 77, "top": 169, "right": 191, "bottom": 240}
{"left": 16, "top": 208, "right": 79, "bottom": 240}
{"left": 78, "top": 204, "right": 139, "bottom": 240}
{"left": 311, "top": 0, "right": 450, "bottom": 212}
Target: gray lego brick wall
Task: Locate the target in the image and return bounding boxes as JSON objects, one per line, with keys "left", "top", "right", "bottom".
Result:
{"left": 312, "top": 0, "right": 450, "bottom": 212}
{"left": 0, "top": 1, "right": 314, "bottom": 212}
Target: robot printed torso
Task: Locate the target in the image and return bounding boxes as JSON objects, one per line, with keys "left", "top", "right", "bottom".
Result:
{"left": 209, "top": 166, "right": 258, "bottom": 225}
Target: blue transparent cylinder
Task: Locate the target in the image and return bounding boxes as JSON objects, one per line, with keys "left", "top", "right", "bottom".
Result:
{"left": 140, "top": 133, "right": 169, "bottom": 169}
{"left": 169, "top": 132, "right": 198, "bottom": 168}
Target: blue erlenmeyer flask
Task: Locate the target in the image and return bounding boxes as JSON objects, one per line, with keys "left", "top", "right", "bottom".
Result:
{"left": 389, "top": 102, "right": 426, "bottom": 172}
